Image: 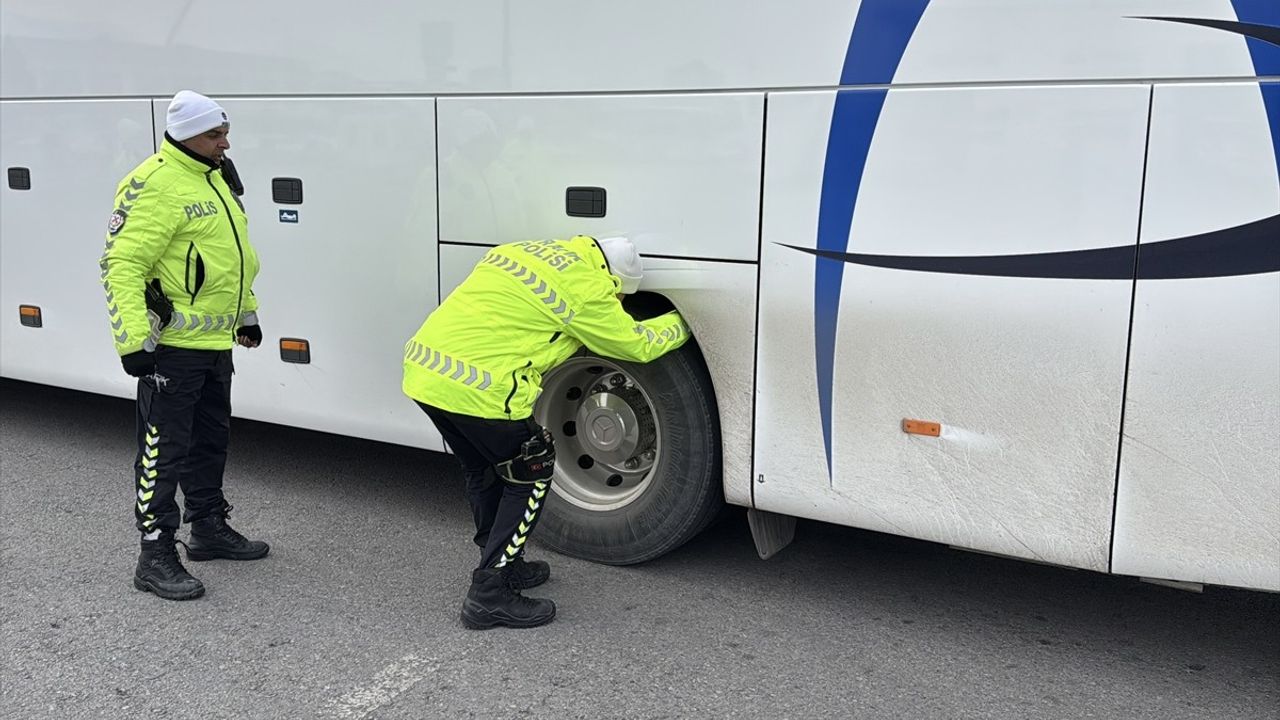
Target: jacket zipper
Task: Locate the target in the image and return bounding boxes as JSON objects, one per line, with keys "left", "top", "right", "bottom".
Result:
{"left": 184, "top": 243, "right": 197, "bottom": 303}
{"left": 549, "top": 331, "right": 562, "bottom": 343}
{"left": 503, "top": 361, "right": 532, "bottom": 416}
{"left": 184, "top": 242, "right": 206, "bottom": 304}
{"left": 206, "top": 171, "right": 244, "bottom": 339}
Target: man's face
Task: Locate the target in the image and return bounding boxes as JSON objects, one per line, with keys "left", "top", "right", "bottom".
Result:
{"left": 184, "top": 125, "right": 230, "bottom": 163}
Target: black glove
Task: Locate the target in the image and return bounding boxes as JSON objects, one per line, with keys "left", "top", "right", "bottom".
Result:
{"left": 236, "top": 324, "right": 262, "bottom": 346}
{"left": 121, "top": 350, "right": 155, "bottom": 378}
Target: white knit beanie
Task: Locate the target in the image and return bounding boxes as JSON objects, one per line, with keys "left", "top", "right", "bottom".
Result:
{"left": 166, "top": 90, "right": 228, "bottom": 141}
{"left": 598, "top": 236, "right": 644, "bottom": 294}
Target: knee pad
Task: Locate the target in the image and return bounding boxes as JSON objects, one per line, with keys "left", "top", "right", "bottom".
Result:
{"left": 495, "top": 427, "right": 556, "bottom": 485}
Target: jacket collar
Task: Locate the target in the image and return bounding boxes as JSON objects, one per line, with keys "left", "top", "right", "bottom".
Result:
{"left": 573, "top": 236, "right": 623, "bottom": 293}
{"left": 160, "top": 133, "right": 219, "bottom": 174}
{"left": 576, "top": 235, "right": 610, "bottom": 271}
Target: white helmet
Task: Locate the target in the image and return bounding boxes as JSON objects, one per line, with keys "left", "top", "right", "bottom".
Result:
{"left": 598, "top": 236, "right": 643, "bottom": 294}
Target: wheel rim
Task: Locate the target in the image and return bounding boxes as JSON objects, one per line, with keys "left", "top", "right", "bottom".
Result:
{"left": 535, "top": 357, "right": 660, "bottom": 511}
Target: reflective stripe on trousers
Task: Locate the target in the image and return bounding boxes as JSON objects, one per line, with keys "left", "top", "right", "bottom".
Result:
{"left": 494, "top": 480, "right": 550, "bottom": 568}
{"left": 136, "top": 423, "right": 160, "bottom": 531}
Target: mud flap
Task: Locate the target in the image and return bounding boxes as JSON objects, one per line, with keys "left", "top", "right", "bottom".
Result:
{"left": 747, "top": 508, "right": 796, "bottom": 560}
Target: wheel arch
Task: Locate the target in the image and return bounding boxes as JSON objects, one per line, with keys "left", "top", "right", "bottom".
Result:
{"left": 624, "top": 264, "right": 758, "bottom": 510}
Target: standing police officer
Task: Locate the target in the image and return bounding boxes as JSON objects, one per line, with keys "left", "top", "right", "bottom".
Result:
{"left": 403, "top": 235, "right": 690, "bottom": 629}
{"left": 100, "top": 91, "right": 268, "bottom": 601}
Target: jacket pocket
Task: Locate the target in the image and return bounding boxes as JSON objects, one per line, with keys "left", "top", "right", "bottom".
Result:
{"left": 184, "top": 243, "right": 206, "bottom": 304}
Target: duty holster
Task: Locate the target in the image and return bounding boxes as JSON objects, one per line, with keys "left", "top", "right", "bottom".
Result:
{"left": 145, "top": 279, "right": 174, "bottom": 327}
{"left": 143, "top": 279, "right": 174, "bottom": 351}
{"left": 495, "top": 428, "right": 556, "bottom": 485}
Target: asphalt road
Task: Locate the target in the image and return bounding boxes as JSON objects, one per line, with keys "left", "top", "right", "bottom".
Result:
{"left": 2, "top": 378, "right": 1276, "bottom": 720}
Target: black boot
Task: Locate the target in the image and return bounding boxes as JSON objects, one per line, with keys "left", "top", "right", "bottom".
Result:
{"left": 461, "top": 568, "right": 556, "bottom": 630}
{"left": 134, "top": 532, "right": 205, "bottom": 601}
{"left": 186, "top": 505, "right": 270, "bottom": 561}
{"left": 505, "top": 556, "right": 551, "bottom": 590}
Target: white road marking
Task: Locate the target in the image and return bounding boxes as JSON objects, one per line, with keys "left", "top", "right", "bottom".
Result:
{"left": 324, "top": 654, "right": 441, "bottom": 719}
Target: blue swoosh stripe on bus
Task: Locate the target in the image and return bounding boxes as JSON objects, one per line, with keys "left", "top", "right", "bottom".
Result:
{"left": 1136, "top": 17, "right": 1280, "bottom": 48}
{"left": 814, "top": 0, "right": 931, "bottom": 480}
{"left": 1229, "top": 1, "right": 1280, "bottom": 184}
{"left": 782, "top": 212, "right": 1280, "bottom": 280}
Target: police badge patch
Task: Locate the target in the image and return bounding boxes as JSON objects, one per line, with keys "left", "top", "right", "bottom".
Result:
{"left": 108, "top": 209, "right": 127, "bottom": 235}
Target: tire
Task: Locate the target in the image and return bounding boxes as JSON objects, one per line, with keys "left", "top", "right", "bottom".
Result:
{"left": 533, "top": 341, "right": 723, "bottom": 565}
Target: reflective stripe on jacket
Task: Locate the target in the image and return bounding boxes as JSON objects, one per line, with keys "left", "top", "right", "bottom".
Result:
{"left": 100, "top": 137, "right": 260, "bottom": 355}
{"left": 403, "top": 235, "right": 689, "bottom": 420}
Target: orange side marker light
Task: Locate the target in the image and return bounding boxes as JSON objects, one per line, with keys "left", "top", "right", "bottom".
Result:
{"left": 19, "top": 305, "right": 42, "bottom": 328}
{"left": 279, "top": 338, "right": 311, "bottom": 364}
{"left": 902, "top": 419, "right": 941, "bottom": 437}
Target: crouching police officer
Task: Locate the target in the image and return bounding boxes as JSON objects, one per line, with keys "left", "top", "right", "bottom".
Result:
{"left": 99, "top": 90, "right": 268, "bottom": 601}
{"left": 404, "top": 235, "right": 690, "bottom": 629}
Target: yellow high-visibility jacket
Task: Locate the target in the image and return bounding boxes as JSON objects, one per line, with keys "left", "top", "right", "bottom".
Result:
{"left": 100, "top": 138, "right": 260, "bottom": 355}
{"left": 403, "top": 235, "right": 689, "bottom": 420}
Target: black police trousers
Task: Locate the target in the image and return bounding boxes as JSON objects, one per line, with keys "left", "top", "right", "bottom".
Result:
{"left": 417, "top": 403, "right": 552, "bottom": 570}
{"left": 133, "top": 346, "right": 233, "bottom": 535}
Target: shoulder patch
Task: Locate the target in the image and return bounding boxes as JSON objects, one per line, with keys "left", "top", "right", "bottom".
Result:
{"left": 108, "top": 209, "right": 127, "bottom": 235}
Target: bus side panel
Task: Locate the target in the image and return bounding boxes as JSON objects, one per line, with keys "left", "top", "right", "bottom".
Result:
{"left": 1113, "top": 82, "right": 1280, "bottom": 592}
{"left": 897, "top": 0, "right": 1257, "bottom": 86}
{"left": 159, "top": 98, "right": 443, "bottom": 450}
{"left": 0, "top": 99, "right": 154, "bottom": 398}
{"left": 756, "top": 86, "right": 1151, "bottom": 571}
{"left": 436, "top": 94, "right": 765, "bottom": 505}
{"left": 437, "top": 94, "right": 764, "bottom": 262}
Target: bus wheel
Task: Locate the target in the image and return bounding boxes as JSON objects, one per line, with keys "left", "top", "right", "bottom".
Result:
{"left": 532, "top": 341, "right": 722, "bottom": 565}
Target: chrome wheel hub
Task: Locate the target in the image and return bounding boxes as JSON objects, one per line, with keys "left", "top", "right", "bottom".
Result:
{"left": 535, "top": 359, "right": 660, "bottom": 511}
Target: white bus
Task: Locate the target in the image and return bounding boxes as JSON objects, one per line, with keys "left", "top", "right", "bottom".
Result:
{"left": 2, "top": 1, "right": 1276, "bottom": 591}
